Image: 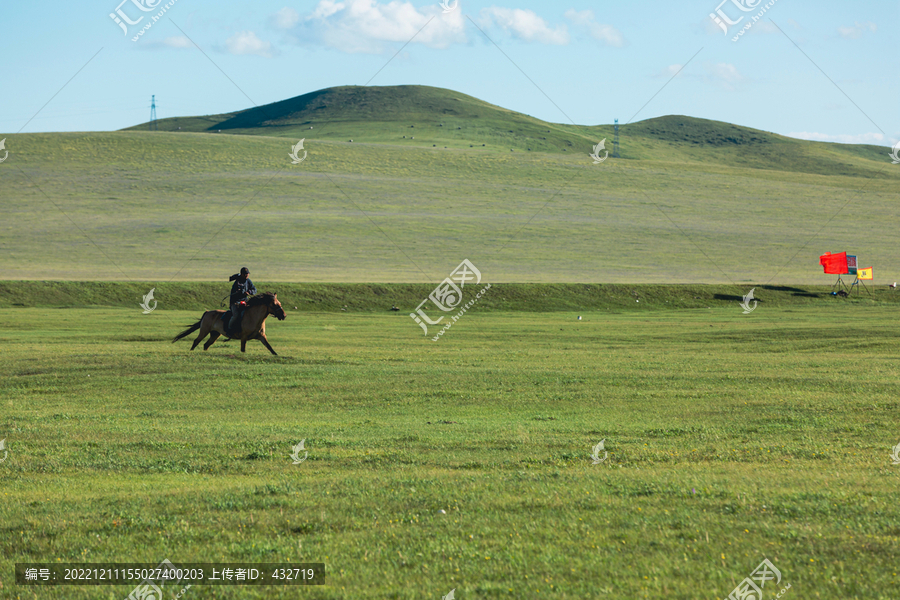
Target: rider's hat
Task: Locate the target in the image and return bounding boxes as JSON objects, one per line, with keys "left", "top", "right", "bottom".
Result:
{"left": 240, "top": 267, "right": 250, "bottom": 275}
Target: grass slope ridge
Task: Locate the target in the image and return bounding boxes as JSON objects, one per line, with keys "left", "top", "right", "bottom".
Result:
{"left": 1, "top": 281, "right": 896, "bottom": 312}
{"left": 4, "top": 131, "right": 898, "bottom": 282}
{"left": 122, "top": 84, "right": 891, "bottom": 177}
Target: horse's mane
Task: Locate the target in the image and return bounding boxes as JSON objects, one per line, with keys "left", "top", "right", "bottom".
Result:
{"left": 246, "top": 292, "right": 277, "bottom": 308}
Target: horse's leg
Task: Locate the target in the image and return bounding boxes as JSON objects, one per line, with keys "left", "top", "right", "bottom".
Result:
{"left": 257, "top": 331, "right": 277, "bottom": 356}
{"left": 190, "top": 312, "right": 212, "bottom": 350}
{"left": 203, "top": 331, "right": 221, "bottom": 350}
{"left": 240, "top": 315, "right": 250, "bottom": 352}
{"left": 240, "top": 305, "right": 263, "bottom": 353}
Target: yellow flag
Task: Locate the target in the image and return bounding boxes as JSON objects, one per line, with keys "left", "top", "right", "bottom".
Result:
{"left": 858, "top": 267, "right": 873, "bottom": 280}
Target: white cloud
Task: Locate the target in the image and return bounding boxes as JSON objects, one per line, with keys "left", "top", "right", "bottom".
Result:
{"left": 838, "top": 21, "right": 876, "bottom": 39}
{"left": 162, "top": 36, "right": 192, "bottom": 48}
{"left": 290, "top": 0, "right": 465, "bottom": 53}
{"left": 748, "top": 21, "right": 778, "bottom": 34}
{"left": 787, "top": 131, "right": 885, "bottom": 145}
{"left": 701, "top": 62, "right": 744, "bottom": 91}
{"left": 311, "top": 0, "right": 346, "bottom": 20}
{"left": 480, "top": 7, "right": 569, "bottom": 45}
{"left": 138, "top": 35, "right": 192, "bottom": 51}
{"left": 563, "top": 9, "right": 624, "bottom": 47}
{"left": 654, "top": 64, "right": 684, "bottom": 78}
{"left": 649, "top": 62, "right": 740, "bottom": 88}
{"left": 270, "top": 7, "right": 300, "bottom": 30}
{"left": 225, "top": 31, "right": 275, "bottom": 57}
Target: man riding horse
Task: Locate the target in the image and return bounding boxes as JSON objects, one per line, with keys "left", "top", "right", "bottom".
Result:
{"left": 228, "top": 267, "right": 257, "bottom": 334}
{"left": 173, "top": 289, "right": 286, "bottom": 355}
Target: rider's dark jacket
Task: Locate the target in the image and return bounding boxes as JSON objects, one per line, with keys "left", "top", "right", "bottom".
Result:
{"left": 229, "top": 275, "right": 257, "bottom": 305}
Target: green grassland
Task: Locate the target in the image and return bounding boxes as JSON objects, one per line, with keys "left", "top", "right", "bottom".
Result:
{"left": 3, "top": 85, "right": 899, "bottom": 283}
{"left": 1, "top": 305, "right": 899, "bottom": 599}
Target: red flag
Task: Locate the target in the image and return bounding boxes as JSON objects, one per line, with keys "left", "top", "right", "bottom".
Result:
{"left": 819, "top": 252, "right": 848, "bottom": 274}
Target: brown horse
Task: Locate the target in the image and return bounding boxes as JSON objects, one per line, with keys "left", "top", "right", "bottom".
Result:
{"left": 172, "top": 292, "right": 286, "bottom": 355}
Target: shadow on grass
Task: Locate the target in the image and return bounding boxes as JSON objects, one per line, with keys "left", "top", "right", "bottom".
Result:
{"left": 760, "top": 285, "right": 823, "bottom": 298}
{"left": 715, "top": 286, "right": 825, "bottom": 300}
{"left": 713, "top": 294, "right": 764, "bottom": 303}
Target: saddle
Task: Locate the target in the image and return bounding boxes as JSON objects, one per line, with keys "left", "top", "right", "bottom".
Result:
{"left": 222, "top": 300, "right": 247, "bottom": 337}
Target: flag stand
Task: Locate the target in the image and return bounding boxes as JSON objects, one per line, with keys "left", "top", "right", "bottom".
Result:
{"left": 850, "top": 277, "right": 872, "bottom": 296}
{"left": 832, "top": 275, "right": 850, "bottom": 294}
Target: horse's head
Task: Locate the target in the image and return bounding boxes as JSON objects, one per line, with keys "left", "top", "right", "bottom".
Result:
{"left": 269, "top": 293, "right": 286, "bottom": 321}
{"left": 247, "top": 292, "right": 286, "bottom": 321}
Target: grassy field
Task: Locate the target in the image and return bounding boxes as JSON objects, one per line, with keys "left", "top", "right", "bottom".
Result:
{"left": 3, "top": 86, "right": 899, "bottom": 284}
{"left": 2, "top": 303, "right": 899, "bottom": 599}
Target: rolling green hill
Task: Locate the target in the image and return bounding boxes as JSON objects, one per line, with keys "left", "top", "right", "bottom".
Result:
{"left": 123, "top": 84, "right": 891, "bottom": 178}
{"left": 2, "top": 85, "right": 897, "bottom": 283}
{"left": 123, "top": 85, "right": 597, "bottom": 153}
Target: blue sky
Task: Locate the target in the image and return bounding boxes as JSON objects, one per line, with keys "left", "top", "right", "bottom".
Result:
{"left": 1, "top": 0, "right": 897, "bottom": 145}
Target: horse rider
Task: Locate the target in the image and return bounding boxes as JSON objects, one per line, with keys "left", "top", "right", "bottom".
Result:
{"left": 228, "top": 267, "right": 257, "bottom": 333}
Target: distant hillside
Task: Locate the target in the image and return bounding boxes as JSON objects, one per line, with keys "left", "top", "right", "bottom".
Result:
{"left": 4, "top": 85, "right": 895, "bottom": 283}
{"left": 124, "top": 84, "right": 597, "bottom": 156}
{"left": 122, "top": 85, "right": 890, "bottom": 178}
{"left": 5, "top": 128, "right": 898, "bottom": 282}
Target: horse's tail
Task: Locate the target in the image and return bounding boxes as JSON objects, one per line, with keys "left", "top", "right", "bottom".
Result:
{"left": 172, "top": 316, "right": 205, "bottom": 343}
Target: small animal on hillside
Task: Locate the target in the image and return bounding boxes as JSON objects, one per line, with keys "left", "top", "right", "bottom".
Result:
{"left": 890, "top": 282, "right": 897, "bottom": 289}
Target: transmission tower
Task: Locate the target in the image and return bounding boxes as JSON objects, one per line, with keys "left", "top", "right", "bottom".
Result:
{"left": 612, "top": 118, "right": 620, "bottom": 158}
{"left": 149, "top": 95, "right": 157, "bottom": 131}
